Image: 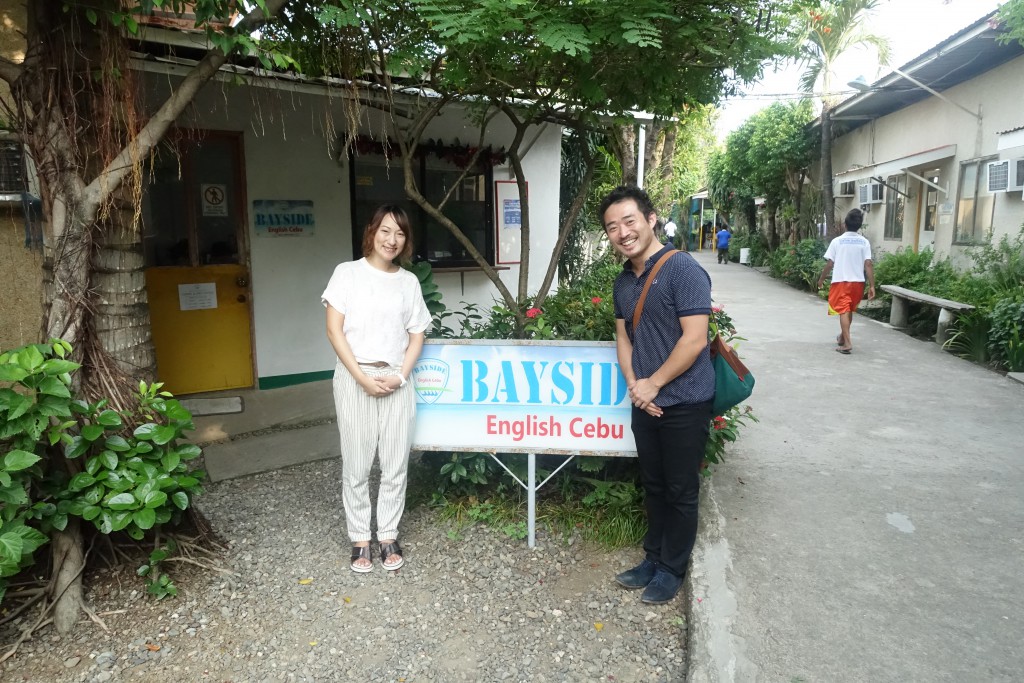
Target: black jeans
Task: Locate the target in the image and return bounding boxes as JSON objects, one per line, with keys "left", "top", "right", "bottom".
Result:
{"left": 632, "top": 401, "right": 713, "bottom": 578}
{"left": 718, "top": 247, "right": 729, "bottom": 263}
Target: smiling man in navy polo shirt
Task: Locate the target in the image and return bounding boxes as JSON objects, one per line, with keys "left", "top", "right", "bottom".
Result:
{"left": 601, "top": 185, "right": 715, "bottom": 605}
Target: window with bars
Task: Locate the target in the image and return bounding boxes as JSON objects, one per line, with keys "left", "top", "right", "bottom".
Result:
{"left": 0, "top": 140, "right": 27, "bottom": 198}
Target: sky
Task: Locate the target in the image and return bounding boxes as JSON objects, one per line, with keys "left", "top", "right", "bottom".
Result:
{"left": 714, "top": 0, "right": 1005, "bottom": 140}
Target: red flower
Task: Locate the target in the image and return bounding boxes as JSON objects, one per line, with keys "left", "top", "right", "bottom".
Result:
{"left": 712, "top": 305, "right": 724, "bottom": 313}
{"left": 591, "top": 296, "right": 602, "bottom": 304}
{"left": 713, "top": 416, "right": 727, "bottom": 430}
{"left": 823, "top": 26, "right": 832, "bottom": 34}
{"left": 526, "top": 307, "right": 542, "bottom": 319}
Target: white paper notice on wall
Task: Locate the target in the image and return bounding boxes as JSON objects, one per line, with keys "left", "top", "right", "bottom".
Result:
{"left": 178, "top": 283, "right": 218, "bottom": 311}
{"left": 939, "top": 214, "right": 952, "bottom": 226}
{"left": 201, "top": 184, "right": 229, "bottom": 217}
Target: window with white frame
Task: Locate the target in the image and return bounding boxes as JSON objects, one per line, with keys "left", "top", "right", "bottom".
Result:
{"left": 955, "top": 158, "right": 996, "bottom": 244}
{"left": 883, "top": 174, "right": 906, "bottom": 240}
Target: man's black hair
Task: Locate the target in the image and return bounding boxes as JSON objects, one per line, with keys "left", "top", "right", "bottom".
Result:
{"left": 598, "top": 185, "right": 656, "bottom": 227}
{"left": 845, "top": 208, "right": 864, "bottom": 232}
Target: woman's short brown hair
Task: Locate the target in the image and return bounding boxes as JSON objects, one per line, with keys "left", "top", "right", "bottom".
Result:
{"left": 361, "top": 204, "right": 414, "bottom": 262}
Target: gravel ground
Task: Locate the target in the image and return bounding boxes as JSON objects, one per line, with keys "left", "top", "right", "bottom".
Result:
{"left": 1, "top": 458, "right": 688, "bottom": 682}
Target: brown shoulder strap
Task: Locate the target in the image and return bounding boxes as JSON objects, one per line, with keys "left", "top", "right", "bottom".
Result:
{"left": 632, "top": 249, "right": 678, "bottom": 333}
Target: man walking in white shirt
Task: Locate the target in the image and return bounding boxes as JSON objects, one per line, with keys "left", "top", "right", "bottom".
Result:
{"left": 816, "top": 208, "right": 876, "bottom": 354}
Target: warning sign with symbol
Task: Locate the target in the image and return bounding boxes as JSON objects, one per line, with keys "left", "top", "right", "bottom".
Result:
{"left": 201, "top": 184, "right": 228, "bottom": 217}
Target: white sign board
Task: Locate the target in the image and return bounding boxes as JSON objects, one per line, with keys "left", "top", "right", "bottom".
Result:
{"left": 252, "top": 199, "right": 316, "bottom": 237}
{"left": 178, "top": 283, "right": 217, "bottom": 311}
{"left": 411, "top": 340, "right": 635, "bottom": 455}
{"left": 201, "top": 184, "right": 229, "bottom": 217}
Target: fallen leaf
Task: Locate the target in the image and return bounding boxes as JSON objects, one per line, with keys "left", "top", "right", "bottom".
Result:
{"left": 309, "top": 641, "right": 317, "bottom": 646}
{"left": 593, "top": 622, "right": 603, "bottom": 631}
{"left": 145, "top": 644, "right": 161, "bottom": 652}
{"left": 343, "top": 596, "right": 352, "bottom": 603}
{"left": 298, "top": 578, "right": 314, "bottom": 585}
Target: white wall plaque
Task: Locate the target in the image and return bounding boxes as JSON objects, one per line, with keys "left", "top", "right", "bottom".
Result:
{"left": 178, "top": 283, "right": 218, "bottom": 311}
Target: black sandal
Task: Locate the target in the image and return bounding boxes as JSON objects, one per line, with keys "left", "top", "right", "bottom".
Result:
{"left": 379, "top": 541, "right": 404, "bottom": 571}
{"left": 350, "top": 544, "right": 373, "bottom": 573}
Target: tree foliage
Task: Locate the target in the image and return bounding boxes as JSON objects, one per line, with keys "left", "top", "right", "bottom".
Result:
{"left": 999, "top": 0, "right": 1024, "bottom": 48}
{"left": 707, "top": 101, "right": 816, "bottom": 245}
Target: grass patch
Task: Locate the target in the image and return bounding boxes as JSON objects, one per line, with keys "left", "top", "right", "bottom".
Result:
{"left": 435, "top": 487, "right": 646, "bottom": 549}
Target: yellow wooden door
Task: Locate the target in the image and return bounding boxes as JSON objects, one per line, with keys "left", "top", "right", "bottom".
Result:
{"left": 145, "top": 265, "right": 253, "bottom": 394}
{"left": 142, "top": 132, "right": 254, "bottom": 395}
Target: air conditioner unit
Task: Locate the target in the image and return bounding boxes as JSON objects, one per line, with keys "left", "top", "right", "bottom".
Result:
{"left": 858, "top": 181, "right": 883, "bottom": 205}
{"left": 1009, "top": 158, "right": 1024, "bottom": 192}
{"left": 987, "top": 159, "right": 1010, "bottom": 192}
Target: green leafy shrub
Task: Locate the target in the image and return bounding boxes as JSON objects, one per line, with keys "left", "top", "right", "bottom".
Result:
{"left": 0, "top": 340, "right": 204, "bottom": 603}
{"left": 728, "top": 231, "right": 769, "bottom": 266}
{"left": 988, "top": 297, "right": 1024, "bottom": 371}
{"left": 769, "top": 238, "right": 826, "bottom": 290}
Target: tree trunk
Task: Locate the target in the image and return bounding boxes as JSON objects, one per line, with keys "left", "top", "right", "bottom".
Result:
{"left": 613, "top": 124, "right": 638, "bottom": 185}
{"left": 766, "top": 203, "right": 779, "bottom": 250}
{"left": 50, "top": 518, "right": 84, "bottom": 634}
{"left": 643, "top": 121, "right": 664, "bottom": 185}
{"left": 660, "top": 125, "right": 677, "bottom": 182}
{"left": 92, "top": 187, "right": 156, "bottom": 384}
{"left": 794, "top": 169, "right": 806, "bottom": 241}
{"left": 820, "top": 106, "right": 836, "bottom": 234}
{"left": 8, "top": 0, "right": 290, "bottom": 637}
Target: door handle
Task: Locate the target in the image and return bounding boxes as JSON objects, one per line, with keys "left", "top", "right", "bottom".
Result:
{"left": 236, "top": 276, "right": 249, "bottom": 287}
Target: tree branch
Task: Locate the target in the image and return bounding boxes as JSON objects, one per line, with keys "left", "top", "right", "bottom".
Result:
{"left": 82, "top": 0, "right": 291, "bottom": 213}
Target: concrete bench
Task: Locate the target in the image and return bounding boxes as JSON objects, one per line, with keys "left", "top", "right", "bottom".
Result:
{"left": 880, "top": 284, "right": 975, "bottom": 344}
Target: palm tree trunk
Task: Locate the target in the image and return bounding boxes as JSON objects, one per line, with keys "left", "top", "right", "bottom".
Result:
{"left": 820, "top": 105, "right": 836, "bottom": 234}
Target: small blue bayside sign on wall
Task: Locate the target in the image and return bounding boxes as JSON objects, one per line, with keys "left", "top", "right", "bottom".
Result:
{"left": 412, "top": 340, "right": 635, "bottom": 454}
{"left": 253, "top": 199, "right": 315, "bottom": 237}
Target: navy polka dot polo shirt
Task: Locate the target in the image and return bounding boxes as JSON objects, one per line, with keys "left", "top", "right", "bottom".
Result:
{"left": 612, "top": 244, "right": 715, "bottom": 407}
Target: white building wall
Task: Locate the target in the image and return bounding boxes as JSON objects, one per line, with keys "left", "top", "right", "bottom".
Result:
{"left": 140, "top": 68, "right": 563, "bottom": 385}
{"left": 831, "top": 53, "right": 1024, "bottom": 261}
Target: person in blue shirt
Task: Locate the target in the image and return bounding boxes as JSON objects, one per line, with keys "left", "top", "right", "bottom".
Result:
{"left": 716, "top": 225, "right": 731, "bottom": 264}
{"left": 602, "top": 185, "right": 714, "bottom": 605}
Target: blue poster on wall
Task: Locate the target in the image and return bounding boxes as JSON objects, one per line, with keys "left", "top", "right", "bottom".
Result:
{"left": 253, "top": 199, "right": 315, "bottom": 237}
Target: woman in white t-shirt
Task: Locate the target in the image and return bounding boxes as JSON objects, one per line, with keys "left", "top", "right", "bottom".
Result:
{"left": 321, "top": 205, "right": 431, "bottom": 572}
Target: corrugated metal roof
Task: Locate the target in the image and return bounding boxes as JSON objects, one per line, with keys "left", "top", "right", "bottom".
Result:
{"left": 823, "top": 11, "right": 1023, "bottom": 134}
{"left": 997, "top": 125, "right": 1024, "bottom": 135}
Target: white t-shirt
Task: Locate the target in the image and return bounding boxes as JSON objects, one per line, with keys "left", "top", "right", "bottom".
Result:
{"left": 321, "top": 258, "right": 432, "bottom": 366}
{"left": 663, "top": 221, "right": 677, "bottom": 237}
{"left": 823, "top": 232, "right": 872, "bottom": 283}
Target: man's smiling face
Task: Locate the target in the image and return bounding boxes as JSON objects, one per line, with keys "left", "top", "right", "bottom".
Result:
{"left": 603, "top": 198, "right": 657, "bottom": 261}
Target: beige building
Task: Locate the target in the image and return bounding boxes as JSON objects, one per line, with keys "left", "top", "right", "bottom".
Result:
{"left": 823, "top": 12, "right": 1024, "bottom": 264}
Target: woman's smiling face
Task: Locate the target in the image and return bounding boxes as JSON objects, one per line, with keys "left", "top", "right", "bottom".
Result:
{"left": 372, "top": 213, "right": 407, "bottom": 264}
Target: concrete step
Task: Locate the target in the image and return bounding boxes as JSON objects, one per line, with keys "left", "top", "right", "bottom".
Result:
{"left": 202, "top": 422, "right": 339, "bottom": 482}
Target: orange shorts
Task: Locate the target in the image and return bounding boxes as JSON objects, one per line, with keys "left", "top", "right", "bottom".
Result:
{"left": 828, "top": 281, "right": 865, "bottom": 315}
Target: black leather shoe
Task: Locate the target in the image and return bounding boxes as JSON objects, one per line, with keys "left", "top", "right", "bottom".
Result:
{"left": 614, "top": 559, "right": 657, "bottom": 589}
{"left": 641, "top": 569, "right": 683, "bottom": 604}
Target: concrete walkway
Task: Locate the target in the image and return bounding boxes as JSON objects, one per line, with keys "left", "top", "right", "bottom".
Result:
{"left": 686, "top": 250, "right": 1024, "bottom": 682}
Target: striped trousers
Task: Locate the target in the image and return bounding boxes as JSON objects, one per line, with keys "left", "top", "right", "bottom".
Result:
{"left": 332, "top": 362, "right": 417, "bottom": 543}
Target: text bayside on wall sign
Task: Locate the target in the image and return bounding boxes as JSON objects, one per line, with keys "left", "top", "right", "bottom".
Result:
{"left": 411, "top": 341, "right": 635, "bottom": 454}
{"left": 253, "top": 199, "right": 315, "bottom": 237}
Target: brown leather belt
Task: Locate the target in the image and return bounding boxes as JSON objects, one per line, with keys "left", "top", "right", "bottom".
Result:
{"left": 358, "top": 361, "right": 389, "bottom": 368}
